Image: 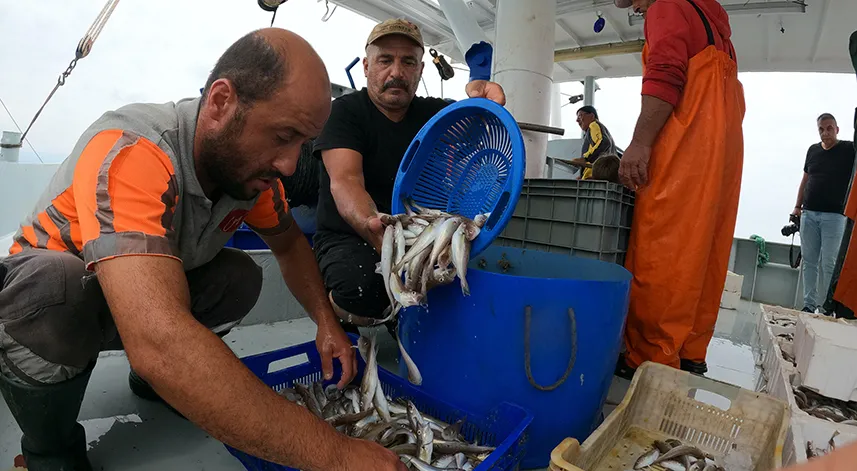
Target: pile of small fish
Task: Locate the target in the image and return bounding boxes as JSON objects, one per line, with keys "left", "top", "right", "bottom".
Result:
{"left": 377, "top": 198, "right": 489, "bottom": 314}
{"left": 633, "top": 439, "right": 724, "bottom": 471}
{"left": 277, "top": 334, "right": 495, "bottom": 470}
{"left": 792, "top": 385, "right": 857, "bottom": 424}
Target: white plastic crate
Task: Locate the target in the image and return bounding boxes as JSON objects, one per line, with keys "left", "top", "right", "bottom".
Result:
{"left": 725, "top": 271, "right": 744, "bottom": 293}
{"left": 794, "top": 314, "right": 857, "bottom": 402}
{"left": 721, "top": 290, "right": 741, "bottom": 310}
{"left": 550, "top": 362, "right": 789, "bottom": 471}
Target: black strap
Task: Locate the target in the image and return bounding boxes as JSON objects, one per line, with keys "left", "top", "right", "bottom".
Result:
{"left": 685, "top": 0, "right": 715, "bottom": 47}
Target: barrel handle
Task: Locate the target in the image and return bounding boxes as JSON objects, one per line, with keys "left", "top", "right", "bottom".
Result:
{"left": 524, "top": 306, "right": 577, "bottom": 392}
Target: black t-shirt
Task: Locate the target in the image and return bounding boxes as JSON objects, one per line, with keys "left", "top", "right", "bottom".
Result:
{"left": 313, "top": 88, "right": 449, "bottom": 235}
{"left": 802, "top": 140, "right": 856, "bottom": 214}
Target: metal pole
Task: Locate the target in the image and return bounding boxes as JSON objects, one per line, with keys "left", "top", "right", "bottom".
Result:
{"left": 517, "top": 122, "right": 565, "bottom": 136}
{"left": 550, "top": 82, "right": 563, "bottom": 141}
{"left": 493, "top": 0, "right": 556, "bottom": 178}
{"left": 583, "top": 76, "right": 596, "bottom": 107}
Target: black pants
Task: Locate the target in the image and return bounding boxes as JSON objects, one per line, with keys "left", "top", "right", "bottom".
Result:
{"left": 313, "top": 230, "right": 389, "bottom": 319}
{"left": 0, "top": 248, "right": 263, "bottom": 385}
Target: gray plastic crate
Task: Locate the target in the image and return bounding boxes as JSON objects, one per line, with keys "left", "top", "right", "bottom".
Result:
{"left": 496, "top": 179, "right": 635, "bottom": 264}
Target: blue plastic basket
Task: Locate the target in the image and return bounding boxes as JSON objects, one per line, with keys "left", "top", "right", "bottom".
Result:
{"left": 224, "top": 336, "right": 533, "bottom": 471}
{"left": 391, "top": 98, "right": 526, "bottom": 258}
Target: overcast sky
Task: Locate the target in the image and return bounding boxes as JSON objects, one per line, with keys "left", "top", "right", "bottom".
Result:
{"left": 1, "top": 0, "right": 856, "bottom": 243}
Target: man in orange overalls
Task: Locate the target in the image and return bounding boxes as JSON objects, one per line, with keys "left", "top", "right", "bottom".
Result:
{"left": 825, "top": 31, "right": 857, "bottom": 318}
{"left": 613, "top": 0, "right": 746, "bottom": 378}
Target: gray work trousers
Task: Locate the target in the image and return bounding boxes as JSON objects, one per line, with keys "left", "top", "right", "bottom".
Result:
{"left": 0, "top": 248, "right": 263, "bottom": 385}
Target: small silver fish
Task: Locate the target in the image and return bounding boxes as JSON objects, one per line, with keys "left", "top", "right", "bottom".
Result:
{"left": 400, "top": 455, "right": 460, "bottom": 471}
{"left": 450, "top": 224, "right": 470, "bottom": 296}
{"left": 431, "top": 440, "right": 495, "bottom": 455}
{"left": 429, "top": 217, "right": 462, "bottom": 267}
{"left": 418, "top": 421, "right": 434, "bottom": 463}
{"left": 396, "top": 217, "right": 445, "bottom": 271}
{"left": 294, "top": 383, "right": 322, "bottom": 417}
{"left": 373, "top": 381, "right": 391, "bottom": 422}
{"left": 660, "top": 460, "right": 687, "bottom": 471}
{"left": 391, "top": 272, "right": 422, "bottom": 307}
{"left": 437, "top": 244, "right": 452, "bottom": 270}
{"left": 634, "top": 448, "right": 660, "bottom": 470}
{"left": 432, "top": 454, "right": 456, "bottom": 469}
{"left": 397, "top": 330, "right": 423, "bottom": 385}
{"left": 394, "top": 221, "right": 406, "bottom": 267}
{"left": 344, "top": 387, "right": 361, "bottom": 414}
{"left": 381, "top": 225, "right": 396, "bottom": 308}
{"left": 654, "top": 445, "right": 706, "bottom": 464}
{"left": 473, "top": 213, "right": 489, "bottom": 228}
{"left": 405, "top": 246, "right": 431, "bottom": 292}
{"left": 360, "top": 334, "right": 378, "bottom": 410}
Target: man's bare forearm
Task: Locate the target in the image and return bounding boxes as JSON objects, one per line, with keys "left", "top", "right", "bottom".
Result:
{"left": 331, "top": 180, "right": 380, "bottom": 245}
{"left": 795, "top": 173, "right": 808, "bottom": 209}
{"left": 96, "top": 257, "right": 346, "bottom": 471}
{"left": 630, "top": 94, "right": 675, "bottom": 148}
{"left": 263, "top": 224, "right": 338, "bottom": 327}
{"left": 144, "top": 323, "right": 346, "bottom": 470}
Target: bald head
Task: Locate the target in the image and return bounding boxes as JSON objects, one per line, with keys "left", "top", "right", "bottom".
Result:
{"left": 194, "top": 28, "right": 331, "bottom": 201}
{"left": 202, "top": 28, "right": 329, "bottom": 106}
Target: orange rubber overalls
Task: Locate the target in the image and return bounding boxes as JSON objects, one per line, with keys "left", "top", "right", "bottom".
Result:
{"left": 623, "top": 0, "right": 746, "bottom": 369}
{"left": 833, "top": 172, "right": 857, "bottom": 311}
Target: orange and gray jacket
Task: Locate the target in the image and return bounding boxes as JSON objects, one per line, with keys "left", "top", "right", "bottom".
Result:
{"left": 10, "top": 97, "right": 293, "bottom": 271}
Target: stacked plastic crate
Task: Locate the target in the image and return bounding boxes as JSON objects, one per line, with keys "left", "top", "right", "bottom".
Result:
{"left": 720, "top": 271, "right": 743, "bottom": 310}
{"left": 495, "top": 180, "right": 634, "bottom": 265}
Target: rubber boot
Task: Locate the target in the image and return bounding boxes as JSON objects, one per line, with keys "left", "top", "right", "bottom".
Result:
{"left": 0, "top": 363, "right": 94, "bottom": 471}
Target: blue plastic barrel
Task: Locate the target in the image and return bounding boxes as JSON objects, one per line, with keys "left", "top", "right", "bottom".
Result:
{"left": 398, "top": 246, "right": 632, "bottom": 469}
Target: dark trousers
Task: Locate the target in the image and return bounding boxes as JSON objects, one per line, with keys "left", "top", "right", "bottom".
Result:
{"left": 0, "top": 248, "right": 263, "bottom": 385}
{"left": 313, "top": 230, "right": 389, "bottom": 320}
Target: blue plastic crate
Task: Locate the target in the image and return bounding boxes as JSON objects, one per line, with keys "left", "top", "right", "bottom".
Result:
{"left": 224, "top": 336, "right": 533, "bottom": 471}
{"left": 225, "top": 225, "right": 314, "bottom": 249}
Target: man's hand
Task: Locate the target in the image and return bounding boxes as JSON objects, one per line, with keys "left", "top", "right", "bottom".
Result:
{"left": 364, "top": 214, "right": 385, "bottom": 253}
{"left": 342, "top": 438, "right": 408, "bottom": 471}
{"left": 316, "top": 320, "right": 357, "bottom": 389}
{"left": 465, "top": 80, "right": 506, "bottom": 106}
{"left": 791, "top": 207, "right": 802, "bottom": 218}
{"left": 619, "top": 142, "right": 652, "bottom": 190}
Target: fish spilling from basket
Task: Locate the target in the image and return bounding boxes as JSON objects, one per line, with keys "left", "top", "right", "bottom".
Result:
{"left": 277, "top": 333, "right": 494, "bottom": 470}
{"left": 373, "top": 198, "right": 490, "bottom": 386}
{"left": 377, "top": 198, "right": 489, "bottom": 309}
{"left": 633, "top": 439, "right": 725, "bottom": 471}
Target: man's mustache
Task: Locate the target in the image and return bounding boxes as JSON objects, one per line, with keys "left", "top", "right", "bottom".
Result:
{"left": 382, "top": 79, "right": 410, "bottom": 91}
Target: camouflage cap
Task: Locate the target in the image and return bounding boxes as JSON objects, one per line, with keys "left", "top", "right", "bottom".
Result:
{"left": 366, "top": 18, "right": 424, "bottom": 50}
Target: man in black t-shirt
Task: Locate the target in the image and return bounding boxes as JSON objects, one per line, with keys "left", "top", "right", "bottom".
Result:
{"left": 791, "top": 113, "right": 856, "bottom": 313}
{"left": 312, "top": 19, "right": 506, "bottom": 327}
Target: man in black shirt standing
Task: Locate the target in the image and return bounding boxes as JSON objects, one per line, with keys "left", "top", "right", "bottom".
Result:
{"left": 791, "top": 113, "right": 856, "bottom": 313}
{"left": 312, "top": 19, "right": 506, "bottom": 327}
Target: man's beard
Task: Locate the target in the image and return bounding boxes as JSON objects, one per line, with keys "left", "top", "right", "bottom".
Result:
{"left": 198, "top": 110, "right": 260, "bottom": 201}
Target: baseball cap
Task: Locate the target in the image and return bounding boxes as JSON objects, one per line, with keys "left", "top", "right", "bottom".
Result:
{"left": 614, "top": 0, "right": 633, "bottom": 7}
{"left": 366, "top": 18, "right": 425, "bottom": 50}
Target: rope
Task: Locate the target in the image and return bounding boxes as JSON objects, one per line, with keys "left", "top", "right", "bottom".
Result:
{"left": 750, "top": 234, "right": 770, "bottom": 267}
{"left": 17, "top": 0, "right": 121, "bottom": 146}
{"left": 524, "top": 306, "right": 577, "bottom": 391}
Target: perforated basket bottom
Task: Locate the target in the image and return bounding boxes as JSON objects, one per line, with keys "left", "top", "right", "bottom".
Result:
{"left": 582, "top": 426, "right": 756, "bottom": 471}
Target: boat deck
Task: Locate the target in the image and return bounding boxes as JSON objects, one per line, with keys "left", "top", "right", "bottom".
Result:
{"left": 0, "top": 301, "right": 762, "bottom": 471}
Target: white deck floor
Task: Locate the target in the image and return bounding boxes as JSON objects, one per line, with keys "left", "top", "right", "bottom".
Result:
{"left": 0, "top": 301, "right": 763, "bottom": 471}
